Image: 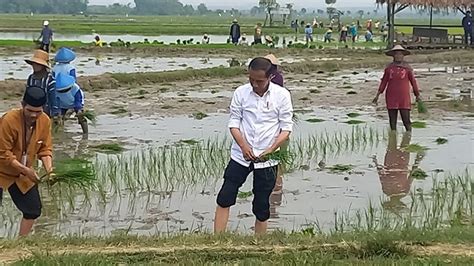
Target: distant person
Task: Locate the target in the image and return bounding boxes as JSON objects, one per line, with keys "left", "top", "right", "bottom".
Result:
{"left": 350, "top": 23, "right": 358, "bottom": 43}
{"left": 202, "top": 34, "right": 210, "bottom": 44}
{"left": 340, "top": 26, "right": 348, "bottom": 43}
{"left": 293, "top": 19, "right": 299, "bottom": 34}
{"left": 0, "top": 86, "right": 54, "bottom": 236}
{"left": 324, "top": 28, "right": 333, "bottom": 43}
{"left": 38, "top": 20, "right": 53, "bottom": 53}
{"left": 229, "top": 19, "right": 241, "bottom": 45}
{"left": 373, "top": 45, "right": 421, "bottom": 131}
{"left": 367, "top": 19, "right": 373, "bottom": 34}
{"left": 375, "top": 20, "right": 381, "bottom": 31}
{"left": 54, "top": 73, "right": 88, "bottom": 134}
{"left": 365, "top": 30, "right": 374, "bottom": 42}
{"left": 462, "top": 11, "right": 473, "bottom": 45}
{"left": 213, "top": 57, "right": 293, "bottom": 235}
{"left": 52, "top": 47, "right": 77, "bottom": 80}
{"left": 254, "top": 23, "right": 263, "bottom": 45}
{"left": 304, "top": 23, "right": 314, "bottom": 44}
{"left": 25, "top": 50, "right": 57, "bottom": 118}
{"left": 265, "top": 35, "right": 274, "bottom": 48}
{"left": 94, "top": 35, "right": 103, "bottom": 47}
{"left": 240, "top": 34, "right": 249, "bottom": 46}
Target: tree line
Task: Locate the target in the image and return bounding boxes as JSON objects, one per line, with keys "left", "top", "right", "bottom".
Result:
{"left": 0, "top": 0, "right": 88, "bottom": 14}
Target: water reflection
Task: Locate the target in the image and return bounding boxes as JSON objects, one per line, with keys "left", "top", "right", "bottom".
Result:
{"left": 375, "top": 132, "right": 425, "bottom": 212}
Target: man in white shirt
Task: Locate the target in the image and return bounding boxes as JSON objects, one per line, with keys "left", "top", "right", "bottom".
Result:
{"left": 214, "top": 57, "right": 293, "bottom": 234}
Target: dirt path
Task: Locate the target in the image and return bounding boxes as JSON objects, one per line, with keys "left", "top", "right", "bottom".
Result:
{"left": 0, "top": 242, "right": 472, "bottom": 264}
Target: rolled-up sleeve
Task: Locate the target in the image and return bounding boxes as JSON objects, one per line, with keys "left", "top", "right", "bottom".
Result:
{"left": 228, "top": 90, "right": 242, "bottom": 129}
{"left": 0, "top": 118, "right": 18, "bottom": 165}
{"left": 38, "top": 118, "right": 53, "bottom": 158}
{"left": 279, "top": 90, "right": 294, "bottom": 132}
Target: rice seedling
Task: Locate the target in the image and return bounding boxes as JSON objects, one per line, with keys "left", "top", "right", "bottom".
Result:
{"left": 411, "top": 121, "right": 427, "bottom": 129}
{"left": 178, "top": 139, "right": 200, "bottom": 145}
{"left": 435, "top": 138, "right": 448, "bottom": 145}
{"left": 111, "top": 107, "right": 128, "bottom": 115}
{"left": 403, "top": 144, "right": 428, "bottom": 153}
{"left": 346, "top": 113, "right": 361, "bottom": 118}
{"left": 345, "top": 120, "right": 365, "bottom": 125}
{"left": 237, "top": 191, "right": 253, "bottom": 199}
{"left": 328, "top": 164, "right": 354, "bottom": 173}
{"left": 309, "top": 89, "right": 321, "bottom": 94}
{"left": 435, "top": 94, "right": 450, "bottom": 99}
{"left": 91, "top": 143, "right": 125, "bottom": 153}
{"left": 83, "top": 110, "right": 97, "bottom": 125}
{"left": 45, "top": 158, "right": 96, "bottom": 188}
{"left": 306, "top": 118, "right": 325, "bottom": 123}
{"left": 416, "top": 101, "right": 428, "bottom": 114}
{"left": 410, "top": 168, "right": 428, "bottom": 180}
{"left": 138, "top": 89, "right": 148, "bottom": 95}
{"left": 192, "top": 112, "right": 209, "bottom": 120}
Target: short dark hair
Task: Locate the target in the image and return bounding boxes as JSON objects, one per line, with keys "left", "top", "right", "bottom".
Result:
{"left": 248, "top": 57, "right": 276, "bottom": 78}
{"left": 23, "top": 86, "right": 46, "bottom": 107}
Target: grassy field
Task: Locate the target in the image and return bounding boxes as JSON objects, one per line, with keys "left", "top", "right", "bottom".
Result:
{"left": 0, "top": 13, "right": 464, "bottom": 36}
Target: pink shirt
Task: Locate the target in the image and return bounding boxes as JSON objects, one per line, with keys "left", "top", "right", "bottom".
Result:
{"left": 378, "top": 63, "right": 420, "bottom": 110}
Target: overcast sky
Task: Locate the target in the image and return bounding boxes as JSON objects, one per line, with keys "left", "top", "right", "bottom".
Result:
{"left": 89, "top": 0, "right": 378, "bottom": 9}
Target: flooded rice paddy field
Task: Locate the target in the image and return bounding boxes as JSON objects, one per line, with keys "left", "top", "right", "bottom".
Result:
{"left": 0, "top": 107, "right": 472, "bottom": 237}
{"left": 0, "top": 49, "right": 472, "bottom": 238}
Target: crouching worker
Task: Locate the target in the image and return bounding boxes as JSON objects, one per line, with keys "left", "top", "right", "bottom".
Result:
{"left": 0, "top": 86, "right": 53, "bottom": 236}
{"left": 55, "top": 73, "right": 88, "bottom": 134}
{"left": 214, "top": 57, "right": 293, "bottom": 234}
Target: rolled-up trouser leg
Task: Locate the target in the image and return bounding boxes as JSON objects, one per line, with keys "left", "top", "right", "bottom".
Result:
{"left": 216, "top": 160, "right": 250, "bottom": 208}
{"left": 252, "top": 165, "right": 278, "bottom": 222}
{"left": 8, "top": 183, "right": 42, "bottom": 220}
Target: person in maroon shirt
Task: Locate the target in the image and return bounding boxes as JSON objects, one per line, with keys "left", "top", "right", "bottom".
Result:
{"left": 264, "top": 54, "right": 284, "bottom": 87}
{"left": 373, "top": 45, "right": 421, "bottom": 131}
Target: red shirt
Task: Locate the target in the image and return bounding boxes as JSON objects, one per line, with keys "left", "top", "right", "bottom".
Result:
{"left": 378, "top": 63, "right": 420, "bottom": 110}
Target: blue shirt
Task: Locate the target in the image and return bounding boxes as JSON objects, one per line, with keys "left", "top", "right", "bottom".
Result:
{"left": 40, "top": 27, "right": 53, "bottom": 44}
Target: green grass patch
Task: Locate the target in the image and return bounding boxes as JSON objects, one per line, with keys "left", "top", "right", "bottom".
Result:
{"left": 306, "top": 118, "right": 325, "bottom": 123}
{"left": 346, "top": 112, "right": 361, "bottom": 118}
{"left": 417, "top": 101, "right": 428, "bottom": 114}
{"left": 345, "top": 120, "right": 365, "bottom": 125}
{"left": 90, "top": 143, "right": 125, "bottom": 153}
{"left": 435, "top": 138, "right": 448, "bottom": 145}
{"left": 192, "top": 112, "right": 208, "bottom": 120}
{"left": 412, "top": 121, "right": 427, "bottom": 129}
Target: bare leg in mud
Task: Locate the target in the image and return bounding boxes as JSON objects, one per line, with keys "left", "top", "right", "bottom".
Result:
{"left": 214, "top": 206, "right": 230, "bottom": 233}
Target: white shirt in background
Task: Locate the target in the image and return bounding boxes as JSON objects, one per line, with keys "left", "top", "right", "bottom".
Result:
{"left": 228, "top": 82, "right": 293, "bottom": 169}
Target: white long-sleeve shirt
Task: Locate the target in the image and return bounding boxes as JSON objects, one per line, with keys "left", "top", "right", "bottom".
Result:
{"left": 228, "top": 82, "right": 293, "bottom": 169}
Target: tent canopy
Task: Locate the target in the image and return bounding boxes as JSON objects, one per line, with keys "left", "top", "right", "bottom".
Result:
{"left": 376, "top": 0, "right": 472, "bottom": 9}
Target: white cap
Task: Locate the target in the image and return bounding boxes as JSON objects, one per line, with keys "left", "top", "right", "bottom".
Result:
{"left": 43, "top": 20, "right": 49, "bottom": 26}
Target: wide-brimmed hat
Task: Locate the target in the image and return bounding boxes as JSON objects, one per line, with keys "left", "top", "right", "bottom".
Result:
{"left": 385, "top": 45, "right": 411, "bottom": 56}
{"left": 55, "top": 72, "right": 76, "bottom": 92}
{"left": 233, "top": 19, "right": 238, "bottom": 23}
{"left": 264, "top": 54, "right": 280, "bottom": 66}
{"left": 54, "top": 47, "right": 76, "bottom": 63}
{"left": 43, "top": 20, "right": 49, "bottom": 26}
{"left": 25, "top": 49, "right": 50, "bottom": 68}
{"left": 265, "top": 35, "right": 273, "bottom": 43}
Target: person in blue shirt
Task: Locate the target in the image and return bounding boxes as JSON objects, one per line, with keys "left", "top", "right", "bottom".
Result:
{"left": 350, "top": 22, "right": 358, "bottom": 43}
{"left": 304, "top": 23, "right": 314, "bottom": 44}
{"left": 462, "top": 11, "right": 473, "bottom": 45}
{"left": 38, "top": 21, "right": 53, "bottom": 53}
{"left": 52, "top": 47, "right": 77, "bottom": 81}
{"left": 55, "top": 73, "right": 88, "bottom": 134}
{"left": 365, "top": 30, "right": 374, "bottom": 42}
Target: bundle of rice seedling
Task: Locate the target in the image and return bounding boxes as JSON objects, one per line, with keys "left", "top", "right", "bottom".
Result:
{"left": 83, "top": 110, "right": 97, "bottom": 125}
{"left": 43, "top": 159, "right": 96, "bottom": 188}
{"left": 417, "top": 100, "right": 428, "bottom": 114}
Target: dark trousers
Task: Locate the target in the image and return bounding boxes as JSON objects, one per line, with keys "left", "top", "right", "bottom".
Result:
{"left": 40, "top": 42, "right": 50, "bottom": 53}
{"left": 388, "top": 109, "right": 411, "bottom": 131}
{"left": 465, "top": 29, "right": 473, "bottom": 45}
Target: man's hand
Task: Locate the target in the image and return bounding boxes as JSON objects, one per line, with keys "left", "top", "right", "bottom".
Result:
{"left": 416, "top": 95, "right": 422, "bottom": 102}
{"left": 22, "top": 167, "right": 39, "bottom": 184}
{"left": 241, "top": 144, "right": 257, "bottom": 162}
{"left": 372, "top": 96, "right": 379, "bottom": 105}
{"left": 257, "top": 147, "right": 276, "bottom": 161}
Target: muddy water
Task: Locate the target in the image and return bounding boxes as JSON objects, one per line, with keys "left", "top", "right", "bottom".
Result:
{"left": 0, "top": 54, "right": 229, "bottom": 80}
{"left": 0, "top": 106, "right": 472, "bottom": 237}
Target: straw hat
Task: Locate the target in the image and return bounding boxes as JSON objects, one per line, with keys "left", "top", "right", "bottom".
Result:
{"left": 264, "top": 54, "right": 280, "bottom": 66}
{"left": 25, "top": 49, "right": 50, "bottom": 68}
{"left": 265, "top": 35, "right": 273, "bottom": 43}
{"left": 233, "top": 19, "right": 238, "bottom": 23}
{"left": 385, "top": 45, "right": 410, "bottom": 56}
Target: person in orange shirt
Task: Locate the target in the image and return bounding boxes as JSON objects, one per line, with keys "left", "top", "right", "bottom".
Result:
{"left": 0, "top": 86, "right": 53, "bottom": 236}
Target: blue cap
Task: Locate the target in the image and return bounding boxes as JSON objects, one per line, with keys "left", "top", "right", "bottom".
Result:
{"left": 55, "top": 72, "right": 76, "bottom": 91}
{"left": 54, "top": 47, "right": 76, "bottom": 63}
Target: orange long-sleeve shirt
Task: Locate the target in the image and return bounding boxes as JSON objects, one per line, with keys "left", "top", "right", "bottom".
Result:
{"left": 0, "top": 109, "right": 52, "bottom": 190}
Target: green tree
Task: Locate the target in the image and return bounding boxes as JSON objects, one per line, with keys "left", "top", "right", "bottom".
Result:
{"left": 182, "top": 4, "right": 194, "bottom": 15}
{"left": 300, "top": 8, "right": 307, "bottom": 15}
{"left": 197, "top": 3, "right": 208, "bottom": 15}
{"left": 134, "top": 0, "right": 184, "bottom": 15}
